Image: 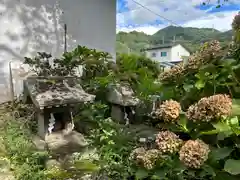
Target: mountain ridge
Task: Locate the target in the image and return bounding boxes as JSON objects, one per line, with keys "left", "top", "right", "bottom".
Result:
{"left": 116, "top": 26, "right": 233, "bottom": 54}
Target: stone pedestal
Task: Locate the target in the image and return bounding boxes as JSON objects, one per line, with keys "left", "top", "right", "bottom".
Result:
{"left": 37, "top": 111, "right": 46, "bottom": 139}
{"left": 45, "top": 130, "right": 88, "bottom": 156}
{"left": 111, "top": 105, "right": 124, "bottom": 123}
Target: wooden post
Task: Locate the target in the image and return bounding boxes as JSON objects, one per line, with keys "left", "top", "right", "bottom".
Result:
{"left": 9, "top": 61, "right": 14, "bottom": 103}
{"left": 64, "top": 23, "right": 67, "bottom": 53}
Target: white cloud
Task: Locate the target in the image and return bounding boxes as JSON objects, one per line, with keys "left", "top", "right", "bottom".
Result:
{"left": 117, "top": 3, "right": 239, "bottom": 35}
{"left": 183, "top": 11, "right": 239, "bottom": 31}
{"left": 117, "top": 0, "right": 239, "bottom": 34}
{"left": 117, "top": 25, "right": 165, "bottom": 34}
{"left": 118, "top": 0, "right": 208, "bottom": 25}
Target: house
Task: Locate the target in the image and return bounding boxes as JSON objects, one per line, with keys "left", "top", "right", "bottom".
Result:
{"left": 0, "top": 0, "right": 116, "bottom": 102}
{"left": 142, "top": 43, "right": 191, "bottom": 64}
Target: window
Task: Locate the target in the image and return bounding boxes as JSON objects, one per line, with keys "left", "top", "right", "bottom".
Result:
{"left": 161, "top": 52, "right": 167, "bottom": 57}
{"left": 151, "top": 52, "right": 156, "bottom": 57}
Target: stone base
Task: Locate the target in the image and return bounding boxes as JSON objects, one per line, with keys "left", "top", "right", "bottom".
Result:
{"left": 45, "top": 130, "right": 88, "bottom": 157}
{"left": 32, "top": 135, "right": 47, "bottom": 151}
{"left": 0, "top": 172, "right": 15, "bottom": 180}
{"left": 111, "top": 105, "right": 124, "bottom": 123}
{"left": 33, "top": 130, "right": 88, "bottom": 158}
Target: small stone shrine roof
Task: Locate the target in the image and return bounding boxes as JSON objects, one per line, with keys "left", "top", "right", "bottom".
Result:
{"left": 23, "top": 76, "right": 95, "bottom": 109}
{"left": 107, "top": 83, "right": 140, "bottom": 106}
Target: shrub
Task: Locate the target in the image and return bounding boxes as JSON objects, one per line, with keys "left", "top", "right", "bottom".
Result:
{"left": 3, "top": 119, "right": 48, "bottom": 180}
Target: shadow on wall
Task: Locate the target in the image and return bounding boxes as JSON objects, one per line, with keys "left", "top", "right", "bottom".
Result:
{"left": 0, "top": 0, "right": 77, "bottom": 103}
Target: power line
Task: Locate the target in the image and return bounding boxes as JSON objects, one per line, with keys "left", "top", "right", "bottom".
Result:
{"left": 118, "top": 5, "right": 191, "bottom": 18}
{"left": 129, "top": 0, "right": 194, "bottom": 46}
{"left": 131, "top": 0, "right": 180, "bottom": 27}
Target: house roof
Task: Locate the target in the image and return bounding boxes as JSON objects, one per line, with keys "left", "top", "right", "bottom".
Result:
{"left": 23, "top": 76, "right": 95, "bottom": 109}
{"left": 160, "top": 61, "right": 176, "bottom": 67}
{"left": 141, "top": 43, "right": 191, "bottom": 53}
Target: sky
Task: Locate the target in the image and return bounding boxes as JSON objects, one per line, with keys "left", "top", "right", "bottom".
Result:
{"left": 117, "top": 0, "right": 240, "bottom": 35}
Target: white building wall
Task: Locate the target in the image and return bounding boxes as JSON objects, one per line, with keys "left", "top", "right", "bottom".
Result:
{"left": 145, "top": 48, "right": 172, "bottom": 62}
{"left": 145, "top": 44, "right": 190, "bottom": 63}
{"left": 0, "top": 0, "right": 116, "bottom": 102}
{"left": 170, "top": 44, "right": 190, "bottom": 62}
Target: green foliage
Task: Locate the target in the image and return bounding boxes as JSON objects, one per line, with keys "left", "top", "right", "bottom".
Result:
{"left": 159, "top": 43, "right": 240, "bottom": 109}
{"left": 3, "top": 119, "right": 48, "bottom": 180}
{"left": 89, "top": 118, "right": 135, "bottom": 179}
{"left": 44, "top": 159, "right": 100, "bottom": 180}
{"left": 115, "top": 54, "right": 161, "bottom": 98}
{"left": 202, "top": 0, "right": 229, "bottom": 8}
{"left": 116, "top": 31, "right": 150, "bottom": 54}
{"left": 24, "top": 46, "right": 112, "bottom": 77}
{"left": 75, "top": 103, "right": 135, "bottom": 179}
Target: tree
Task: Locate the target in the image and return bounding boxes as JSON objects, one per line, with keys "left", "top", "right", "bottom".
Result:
{"left": 202, "top": 0, "right": 229, "bottom": 8}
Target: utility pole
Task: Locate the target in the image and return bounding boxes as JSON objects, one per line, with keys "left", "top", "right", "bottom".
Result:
{"left": 173, "top": 35, "right": 176, "bottom": 43}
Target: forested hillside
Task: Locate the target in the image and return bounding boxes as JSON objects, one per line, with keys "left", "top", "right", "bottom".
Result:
{"left": 116, "top": 25, "right": 233, "bottom": 54}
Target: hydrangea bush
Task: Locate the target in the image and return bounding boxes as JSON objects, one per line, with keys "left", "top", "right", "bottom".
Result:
{"left": 125, "top": 14, "right": 240, "bottom": 179}
{"left": 129, "top": 94, "right": 239, "bottom": 179}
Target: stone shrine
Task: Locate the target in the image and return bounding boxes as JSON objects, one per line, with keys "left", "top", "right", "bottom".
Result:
{"left": 23, "top": 76, "right": 95, "bottom": 155}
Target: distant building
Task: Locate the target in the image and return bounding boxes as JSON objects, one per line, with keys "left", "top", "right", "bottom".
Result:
{"left": 142, "top": 43, "right": 191, "bottom": 65}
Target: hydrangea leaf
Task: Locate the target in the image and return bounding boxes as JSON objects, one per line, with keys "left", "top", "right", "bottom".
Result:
{"left": 224, "top": 159, "right": 240, "bottom": 175}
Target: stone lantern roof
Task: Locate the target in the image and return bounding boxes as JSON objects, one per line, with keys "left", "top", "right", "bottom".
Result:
{"left": 23, "top": 76, "right": 95, "bottom": 109}
{"left": 107, "top": 83, "right": 140, "bottom": 106}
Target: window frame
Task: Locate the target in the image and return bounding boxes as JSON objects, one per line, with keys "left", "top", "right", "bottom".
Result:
{"left": 151, "top": 52, "right": 157, "bottom": 57}
{"left": 161, "top": 51, "right": 167, "bottom": 57}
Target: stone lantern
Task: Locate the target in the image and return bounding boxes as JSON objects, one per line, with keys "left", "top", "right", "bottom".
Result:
{"left": 107, "top": 83, "right": 140, "bottom": 125}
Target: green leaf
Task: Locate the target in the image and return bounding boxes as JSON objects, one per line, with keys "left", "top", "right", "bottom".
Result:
{"left": 212, "top": 122, "right": 231, "bottom": 132}
{"left": 224, "top": 159, "right": 240, "bottom": 175}
{"left": 214, "top": 172, "right": 239, "bottom": 180}
{"left": 210, "top": 147, "right": 233, "bottom": 161}
{"left": 195, "top": 80, "right": 205, "bottom": 89}
{"left": 199, "top": 165, "right": 216, "bottom": 177}
{"left": 154, "top": 168, "right": 168, "bottom": 178}
{"left": 178, "top": 115, "right": 188, "bottom": 132}
{"left": 232, "top": 99, "right": 240, "bottom": 116}
{"left": 173, "top": 161, "right": 187, "bottom": 173}
{"left": 135, "top": 169, "right": 149, "bottom": 179}
{"left": 217, "top": 133, "right": 228, "bottom": 140}
{"left": 231, "top": 126, "right": 240, "bottom": 136}
{"left": 183, "top": 84, "right": 193, "bottom": 92}
{"left": 73, "top": 160, "right": 100, "bottom": 172}
{"left": 228, "top": 116, "right": 239, "bottom": 126}
{"left": 201, "top": 129, "right": 219, "bottom": 135}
